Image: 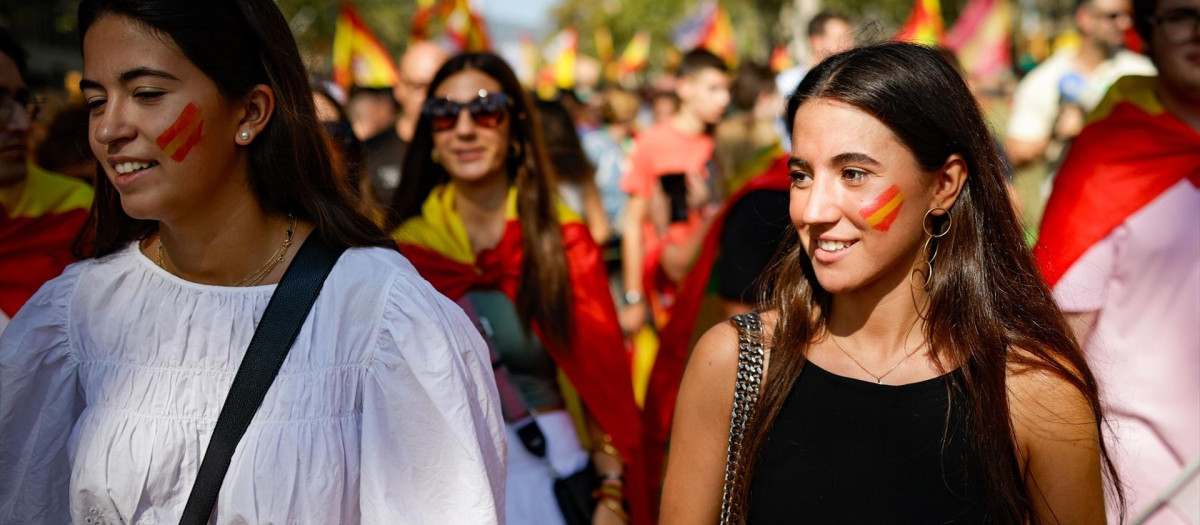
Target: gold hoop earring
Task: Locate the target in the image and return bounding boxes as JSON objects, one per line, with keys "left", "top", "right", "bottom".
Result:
{"left": 923, "top": 207, "right": 952, "bottom": 238}
{"left": 910, "top": 207, "right": 953, "bottom": 292}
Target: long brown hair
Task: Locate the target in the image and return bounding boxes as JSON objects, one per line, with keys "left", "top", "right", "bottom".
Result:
{"left": 733, "top": 43, "right": 1122, "bottom": 522}
{"left": 387, "top": 52, "right": 572, "bottom": 345}
{"left": 74, "top": 0, "right": 392, "bottom": 258}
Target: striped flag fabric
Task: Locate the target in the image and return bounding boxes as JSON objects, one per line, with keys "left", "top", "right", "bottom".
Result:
{"left": 1035, "top": 76, "right": 1200, "bottom": 287}
{"left": 672, "top": 1, "right": 737, "bottom": 64}
{"left": 616, "top": 31, "right": 651, "bottom": 81}
{"left": 411, "top": 0, "right": 491, "bottom": 53}
{"left": 947, "top": 0, "right": 1013, "bottom": 79}
{"left": 896, "top": 0, "right": 946, "bottom": 46}
{"left": 332, "top": 3, "right": 400, "bottom": 90}
{"left": 0, "top": 164, "right": 93, "bottom": 320}
{"left": 770, "top": 44, "right": 796, "bottom": 73}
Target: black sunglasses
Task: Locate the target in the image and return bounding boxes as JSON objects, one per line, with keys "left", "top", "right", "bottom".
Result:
{"left": 422, "top": 90, "right": 510, "bottom": 132}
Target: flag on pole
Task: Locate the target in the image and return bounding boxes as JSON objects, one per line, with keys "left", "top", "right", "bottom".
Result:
{"left": 770, "top": 44, "right": 795, "bottom": 73}
{"left": 896, "top": 0, "right": 946, "bottom": 46}
{"left": 672, "top": 1, "right": 738, "bottom": 64}
{"left": 542, "top": 27, "right": 578, "bottom": 93}
{"left": 947, "top": 0, "right": 1013, "bottom": 79}
{"left": 332, "top": 3, "right": 401, "bottom": 90}
{"left": 410, "top": 0, "right": 490, "bottom": 53}
{"left": 616, "top": 31, "right": 651, "bottom": 81}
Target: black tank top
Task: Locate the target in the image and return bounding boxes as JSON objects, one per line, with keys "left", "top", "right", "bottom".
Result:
{"left": 746, "top": 361, "right": 988, "bottom": 523}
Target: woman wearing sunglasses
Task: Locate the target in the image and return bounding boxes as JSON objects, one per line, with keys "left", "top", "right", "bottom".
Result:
{"left": 388, "top": 53, "right": 649, "bottom": 525}
{"left": 0, "top": 0, "right": 505, "bottom": 522}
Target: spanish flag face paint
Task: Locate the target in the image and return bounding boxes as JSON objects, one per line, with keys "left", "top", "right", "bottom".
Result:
{"left": 156, "top": 102, "right": 204, "bottom": 163}
{"left": 859, "top": 184, "right": 904, "bottom": 231}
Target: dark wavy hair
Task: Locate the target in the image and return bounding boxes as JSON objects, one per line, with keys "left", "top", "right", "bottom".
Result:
{"left": 387, "top": 52, "right": 572, "bottom": 345}
{"left": 74, "top": 0, "right": 391, "bottom": 258}
{"left": 731, "top": 42, "right": 1123, "bottom": 522}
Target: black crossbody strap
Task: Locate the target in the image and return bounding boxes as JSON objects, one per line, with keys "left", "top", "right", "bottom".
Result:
{"left": 179, "top": 235, "right": 344, "bottom": 525}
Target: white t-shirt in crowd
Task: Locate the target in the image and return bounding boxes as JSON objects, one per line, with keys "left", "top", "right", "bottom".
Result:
{"left": 1007, "top": 48, "right": 1156, "bottom": 143}
{"left": 0, "top": 243, "right": 507, "bottom": 524}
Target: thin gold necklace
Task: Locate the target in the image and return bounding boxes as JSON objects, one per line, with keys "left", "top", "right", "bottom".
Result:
{"left": 827, "top": 322, "right": 921, "bottom": 385}
{"left": 156, "top": 215, "right": 297, "bottom": 287}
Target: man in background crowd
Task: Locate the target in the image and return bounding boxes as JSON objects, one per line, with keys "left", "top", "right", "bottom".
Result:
{"left": 362, "top": 41, "right": 448, "bottom": 208}
{"left": 1006, "top": 0, "right": 1155, "bottom": 226}
{"left": 619, "top": 49, "right": 730, "bottom": 335}
{"left": 0, "top": 26, "right": 92, "bottom": 333}
{"left": 1035, "top": 0, "right": 1199, "bottom": 520}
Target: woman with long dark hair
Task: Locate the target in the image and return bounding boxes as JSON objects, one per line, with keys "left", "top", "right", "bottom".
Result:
{"left": 661, "top": 42, "right": 1120, "bottom": 523}
{"left": 0, "top": 1, "right": 504, "bottom": 522}
{"left": 388, "top": 53, "right": 648, "bottom": 524}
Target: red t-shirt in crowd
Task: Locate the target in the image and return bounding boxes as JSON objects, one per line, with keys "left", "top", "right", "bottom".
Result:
{"left": 620, "top": 121, "right": 715, "bottom": 264}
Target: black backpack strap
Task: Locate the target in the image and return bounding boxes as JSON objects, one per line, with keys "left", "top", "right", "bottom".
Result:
{"left": 179, "top": 235, "right": 344, "bottom": 525}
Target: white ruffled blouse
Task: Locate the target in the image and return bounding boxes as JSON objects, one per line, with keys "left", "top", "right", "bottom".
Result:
{"left": 0, "top": 243, "right": 507, "bottom": 524}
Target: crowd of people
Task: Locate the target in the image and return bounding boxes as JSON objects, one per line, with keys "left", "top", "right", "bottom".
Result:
{"left": 0, "top": 0, "right": 1195, "bottom": 523}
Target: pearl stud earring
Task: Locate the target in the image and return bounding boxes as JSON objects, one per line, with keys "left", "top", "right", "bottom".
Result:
{"left": 239, "top": 131, "right": 251, "bottom": 141}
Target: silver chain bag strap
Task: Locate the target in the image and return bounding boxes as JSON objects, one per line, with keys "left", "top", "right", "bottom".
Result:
{"left": 719, "top": 311, "right": 766, "bottom": 525}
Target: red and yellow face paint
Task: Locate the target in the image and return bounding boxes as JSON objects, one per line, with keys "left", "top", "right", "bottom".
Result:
{"left": 859, "top": 184, "right": 904, "bottom": 231}
{"left": 156, "top": 102, "right": 204, "bottom": 162}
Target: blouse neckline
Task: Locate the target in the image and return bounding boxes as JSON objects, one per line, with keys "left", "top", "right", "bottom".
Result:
{"left": 124, "top": 241, "right": 279, "bottom": 294}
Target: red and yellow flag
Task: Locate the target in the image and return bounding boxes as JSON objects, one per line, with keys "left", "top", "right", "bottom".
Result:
{"left": 896, "top": 0, "right": 946, "bottom": 46}
{"left": 393, "top": 185, "right": 653, "bottom": 524}
{"left": 332, "top": 3, "right": 400, "bottom": 90}
{"left": 0, "top": 164, "right": 93, "bottom": 318}
{"left": 616, "top": 31, "right": 651, "bottom": 81}
{"left": 672, "top": 2, "right": 737, "bottom": 64}
{"left": 770, "top": 44, "right": 796, "bottom": 73}
{"left": 947, "top": 0, "right": 1013, "bottom": 79}
{"left": 413, "top": 0, "right": 490, "bottom": 53}
{"left": 1035, "top": 76, "right": 1200, "bottom": 287}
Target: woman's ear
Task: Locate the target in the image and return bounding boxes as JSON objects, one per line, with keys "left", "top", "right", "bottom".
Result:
{"left": 931, "top": 153, "right": 968, "bottom": 212}
{"left": 234, "top": 84, "right": 276, "bottom": 145}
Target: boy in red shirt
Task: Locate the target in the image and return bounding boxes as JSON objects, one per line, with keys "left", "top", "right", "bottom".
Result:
{"left": 620, "top": 49, "right": 730, "bottom": 334}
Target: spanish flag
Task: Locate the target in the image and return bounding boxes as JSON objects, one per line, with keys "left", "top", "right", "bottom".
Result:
{"left": 673, "top": 2, "right": 737, "bottom": 65}
{"left": 0, "top": 164, "right": 93, "bottom": 319}
{"left": 641, "top": 154, "right": 792, "bottom": 504}
{"left": 616, "top": 31, "right": 651, "bottom": 81}
{"left": 393, "top": 185, "right": 653, "bottom": 525}
{"left": 1035, "top": 76, "right": 1200, "bottom": 287}
{"left": 896, "top": 0, "right": 946, "bottom": 46}
{"left": 947, "top": 0, "right": 1013, "bottom": 80}
{"left": 770, "top": 44, "right": 796, "bottom": 73}
{"left": 413, "top": 0, "right": 490, "bottom": 53}
{"left": 332, "top": 3, "right": 400, "bottom": 90}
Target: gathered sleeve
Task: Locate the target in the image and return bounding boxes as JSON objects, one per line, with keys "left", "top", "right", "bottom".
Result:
{"left": 360, "top": 265, "right": 506, "bottom": 524}
{"left": 0, "top": 263, "right": 86, "bottom": 523}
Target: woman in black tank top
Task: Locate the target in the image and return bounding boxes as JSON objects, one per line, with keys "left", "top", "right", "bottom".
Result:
{"left": 660, "top": 43, "right": 1121, "bottom": 524}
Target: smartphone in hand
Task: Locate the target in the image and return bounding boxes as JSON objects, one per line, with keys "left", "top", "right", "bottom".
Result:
{"left": 660, "top": 172, "right": 688, "bottom": 223}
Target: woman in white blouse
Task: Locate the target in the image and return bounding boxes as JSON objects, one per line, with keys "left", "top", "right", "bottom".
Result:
{"left": 0, "top": 0, "right": 506, "bottom": 522}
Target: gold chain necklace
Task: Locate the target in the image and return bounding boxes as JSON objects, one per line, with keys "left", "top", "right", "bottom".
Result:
{"left": 156, "top": 215, "right": 297, "bottom": 287}
{"left": 827, "top": 322, "right": 920, "bottom": 385}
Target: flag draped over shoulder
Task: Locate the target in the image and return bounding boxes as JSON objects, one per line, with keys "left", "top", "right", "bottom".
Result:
{"left": 641, "top": 154, "right": 792, "bottom": 499}
{"left": 896, "top": 0, "right": 946, "bottom": 45}
{"left": 332, "top": 3, "right": 400, "bottom": 90}
{"left": 1035, "top": 76, "right": 1200, "bottom": 287}
{"left": 0, "top": 165, "right": 93, "bottom": 318}
{"left": 393, "top": 185, "right": 653, "bottom": 525}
